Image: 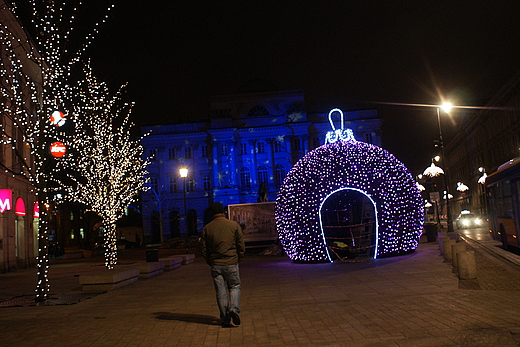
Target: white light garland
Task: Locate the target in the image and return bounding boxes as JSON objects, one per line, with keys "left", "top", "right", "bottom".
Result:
{"left": 0, "top": 1, "right": 114, "bottom": 300}
{"left": 61, "top": 62, "right": 148, "bottom": 269}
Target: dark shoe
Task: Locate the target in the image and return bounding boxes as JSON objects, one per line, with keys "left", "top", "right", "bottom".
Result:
{"left": 229, "top": 310, "right": 241, "bottom": 326}
{"left": 221, "top": 317, "right": 232, "bottom": 328}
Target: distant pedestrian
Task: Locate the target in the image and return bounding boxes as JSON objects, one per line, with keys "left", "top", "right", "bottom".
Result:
{"left": 200, "top": 202, "right": 245, "bottom": 327}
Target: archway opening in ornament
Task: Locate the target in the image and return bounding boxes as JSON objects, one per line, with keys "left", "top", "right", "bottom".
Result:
{"left": 319, "top": 188, "right": 378, "bottom": 261}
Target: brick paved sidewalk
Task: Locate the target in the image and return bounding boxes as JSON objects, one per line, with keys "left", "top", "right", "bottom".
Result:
{"left": 1, "top": 239, "right": 519, "bottom": 346}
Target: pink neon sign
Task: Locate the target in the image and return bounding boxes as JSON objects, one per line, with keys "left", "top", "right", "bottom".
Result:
{"left": 0, "top": 189, "right": 12, "bottom": 213}
{"left": 15, "top": 197, "right": 25, "bottom": 216}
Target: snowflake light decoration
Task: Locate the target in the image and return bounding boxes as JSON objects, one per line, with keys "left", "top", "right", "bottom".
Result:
{"left": 275, "top": 109, "right": 424, "bottom": 262}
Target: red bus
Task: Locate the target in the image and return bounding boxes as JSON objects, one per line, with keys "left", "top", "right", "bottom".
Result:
{"left": 486, "top": 157, "right": 520, "bottom": 250}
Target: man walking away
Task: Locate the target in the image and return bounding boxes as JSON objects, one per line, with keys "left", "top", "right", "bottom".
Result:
{"left": 201, "top": 202, "right": 245, "bottom": 327}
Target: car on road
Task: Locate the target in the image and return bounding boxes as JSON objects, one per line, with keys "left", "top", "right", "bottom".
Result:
{"left": 456, "top": 212, "right": 483, "bottom": 229}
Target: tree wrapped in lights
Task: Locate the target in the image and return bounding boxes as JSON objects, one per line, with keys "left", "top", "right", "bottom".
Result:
{"left": 63, "top": 63, "right": 148, "bottom": 269}
{"left": 0, "top": 1, "right": 113, "bottom": 300}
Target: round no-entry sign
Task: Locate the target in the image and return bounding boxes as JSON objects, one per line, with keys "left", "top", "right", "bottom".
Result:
{"left": 50, "top": 141, "right": 66, "bottom": 157}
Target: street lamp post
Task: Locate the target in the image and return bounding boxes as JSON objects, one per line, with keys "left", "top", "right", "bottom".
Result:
{"left": 436, "top": 103, "right": 454, "bottom": 233}
{"left": 179, "top": 167, "right": 189, "bottom": 253}
{"left": 423, "top": 159, "right": 444, "bottom": 225}
{"left": 478, "top": 167, "right": 488, "bottom": 217}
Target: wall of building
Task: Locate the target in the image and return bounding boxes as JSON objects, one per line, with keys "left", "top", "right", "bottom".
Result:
{"left": 445, "top": 70, "right": 520, "bottom": 217}
{"left": 0, "top": 1, "right": 40, "bottom": 273}
{"left": 141, "top": 88, "right": 382, "bottom": 243}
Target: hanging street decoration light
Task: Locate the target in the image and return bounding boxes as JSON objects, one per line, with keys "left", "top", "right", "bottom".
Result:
{"left": 423, "top": 162, "right": 444, "bottom": 177}
{"left": 456, "top": 182, "right": 469, "bottom": 192}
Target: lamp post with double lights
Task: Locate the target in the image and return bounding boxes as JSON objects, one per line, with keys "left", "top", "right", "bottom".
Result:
{"left": 380, "top": 100, "right": 506, "bottom": 231}
{"left": 179, "top": 167, "right": 189, "bottom": 253}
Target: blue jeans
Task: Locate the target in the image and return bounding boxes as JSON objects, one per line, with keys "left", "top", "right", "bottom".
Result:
{"left": 211, "top": 264, "right": 241, "bottom": 322}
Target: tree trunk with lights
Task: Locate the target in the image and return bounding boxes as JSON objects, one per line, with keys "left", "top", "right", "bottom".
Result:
{"left": 103, "top": 221, "right": 118, "bottom": 269}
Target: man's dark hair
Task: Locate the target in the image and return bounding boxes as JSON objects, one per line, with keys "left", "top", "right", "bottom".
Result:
{"left": 210, "top": 202, "right": 224, "bottom": 216}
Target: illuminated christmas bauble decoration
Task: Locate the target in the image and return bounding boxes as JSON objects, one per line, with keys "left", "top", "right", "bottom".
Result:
{"left": 275, "top": 109, "right": 423, "bottom": 263}
{"left": 50, "top": 110, "right": 66, "bottom": 127}
{"left": 49, "top": 141, "right": 67, "bottom": 157}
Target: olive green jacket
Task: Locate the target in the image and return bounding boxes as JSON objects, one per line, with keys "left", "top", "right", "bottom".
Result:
{"left": 201, "top": 214, "right": 245, "bottom": 265}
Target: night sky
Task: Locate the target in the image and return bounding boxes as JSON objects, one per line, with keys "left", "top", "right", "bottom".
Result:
{"left": 88, "top": 1, "right": 520, "bottom": 174}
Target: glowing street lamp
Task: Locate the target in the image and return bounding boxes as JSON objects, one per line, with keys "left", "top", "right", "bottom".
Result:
{"left": 179, "top": 167, "right": 189, "bottom": 253}
{"left": 478, "top": 167, "right": 488, "bottom": 217}
{"left": 456, "top": 182, "right": 469, "bottom": 192}
{"left": 380, "top": 100, "right": 461, "bottom": 232}
{"left": 179, "top": 167, "right": 191, "bottom": 253}
{"left": 478, "top": 167, "right": 487, "bottom": 184}
{"left": 423, "top": 161, "right": 444, "bottom": 177}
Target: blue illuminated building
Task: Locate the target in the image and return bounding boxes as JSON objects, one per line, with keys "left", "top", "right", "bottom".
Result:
{"left": 140, "top": 84, "right": 382, "bottom": 243}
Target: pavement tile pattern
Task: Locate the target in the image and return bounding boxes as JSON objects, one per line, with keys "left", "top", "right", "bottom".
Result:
{"left": 1, "top": 235, "right": 519, "bottom": 347}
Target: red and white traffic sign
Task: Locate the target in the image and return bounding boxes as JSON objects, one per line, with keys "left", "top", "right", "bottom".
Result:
{"left": 49, "top": 141, "right": 66, "bottom": 157}
{"left": 50, "top": 111, "right": 66, "bottom": 127}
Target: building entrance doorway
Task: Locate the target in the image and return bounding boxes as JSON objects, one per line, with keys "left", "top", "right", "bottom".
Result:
{"left": 320, "top": 188, "right": 377, "bottom": 261}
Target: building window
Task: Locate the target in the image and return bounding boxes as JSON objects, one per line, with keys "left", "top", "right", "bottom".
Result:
{"left": 292, "top": 137, "right": 301, "bottom": 151}
{"left": 169, "top": 176, "right": 177, "bottom": 193}
{"left": 365, "top": 133, "right": 374, "bottom": 144}
{"left": 201, "top": 145, "right": 208, "bottom": 157}
{"left": 241, "top": 143, "right": 247, "bottom": 155}
{"left": 150, "top": 177, "right": 158, "bottom": 192}
{"left": 203, "top": 174, "right": 210, "bottom": 191}
{"left": 221, "top": 144, "right": 229, "bottom": 156}
{"left": 240, "top": 167, "right": 251, "bottom": 188}
{"left": 257, "top": 142, "right": 265, "bottom": 154}
{"left": 274, "top": 141, "right": 283, "bottom": 152}
{"left": 187, "top": 178, "right": 194, "bottom": 192}
{"left": 258, "top": 166, "right": 268, "bottom": 185}
{"left": 248, "top": 105, "right": 269, "bottom": 116}
{"left": 275, "top": 165, "right": 286, "bottom": 186}
{"left": 168, "top": 148, "right": 176, "bottom": 160}
{"left": 185, "top": 147, "right": 192, "bottom": 159}
{"left": 149, "top": 149, "right": 157, "bottom": 161}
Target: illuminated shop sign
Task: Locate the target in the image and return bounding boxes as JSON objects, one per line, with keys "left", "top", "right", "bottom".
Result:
{"left": 15, "top": 197, "right": 25, "bottom": 216}
{"left": 0, "top": 189, "right": 12, "bottom": 212}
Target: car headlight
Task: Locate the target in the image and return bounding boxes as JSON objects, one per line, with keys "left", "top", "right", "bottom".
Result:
{"left": 462, "top": 219, "right": 470, "bottom": 226}
{"left": 474, "top": 218, "right": 481, "bottom": 225}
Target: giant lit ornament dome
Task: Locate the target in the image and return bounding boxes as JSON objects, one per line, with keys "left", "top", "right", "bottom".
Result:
{"left": 275, "top": 109, "right": 424, "bottom": 262}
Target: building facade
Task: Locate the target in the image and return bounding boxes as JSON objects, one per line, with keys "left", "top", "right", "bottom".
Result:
{"left": 0, "top": 1, "right": 39, "bottom": 272}
{"left": 141, "top": 86, "right": 382, "bottom": 243}
{"left": 444, "top": 70, "right": 520, "bottom": 217}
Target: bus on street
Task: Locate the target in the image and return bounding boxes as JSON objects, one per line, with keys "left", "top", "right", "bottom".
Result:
{"left": 486, "top": 157, "right": 520, "bottom": 250}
